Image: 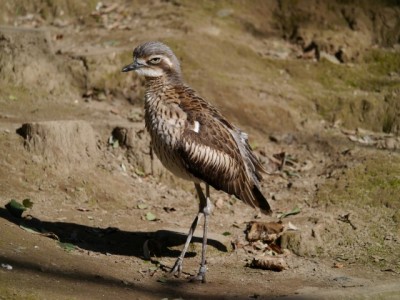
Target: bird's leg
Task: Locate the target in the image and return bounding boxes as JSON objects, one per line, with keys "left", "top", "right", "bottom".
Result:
{"left": 190, "top": 183, "right": 212, "bottom": 283}
{"left": 170, "top": 184, "right": 205, "bottom": 277}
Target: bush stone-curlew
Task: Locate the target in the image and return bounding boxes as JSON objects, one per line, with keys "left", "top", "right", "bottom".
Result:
{"left": 122, "top": 41, "right": 272, "bottom": 282}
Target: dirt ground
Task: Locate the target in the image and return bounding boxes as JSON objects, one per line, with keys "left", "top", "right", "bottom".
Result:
{"left": 0, "top": 1, "right": 400, "bottom": 299}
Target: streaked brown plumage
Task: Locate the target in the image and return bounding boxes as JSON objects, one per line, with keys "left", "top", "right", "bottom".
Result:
{"left": 122, "top": 41, "right": 271, "bottom": 282}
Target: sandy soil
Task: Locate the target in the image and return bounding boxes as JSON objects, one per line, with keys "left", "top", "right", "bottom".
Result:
{"left": 0, "top": 1, "right": 399, "bottom": 299}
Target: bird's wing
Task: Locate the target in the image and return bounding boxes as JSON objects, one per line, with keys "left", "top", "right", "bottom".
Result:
{"left": 176, "top": 87, "right": 271, "bottom": 214}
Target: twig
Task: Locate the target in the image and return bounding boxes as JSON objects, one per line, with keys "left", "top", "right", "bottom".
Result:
{"left": 338, "top": 213, "right": 357, "bottom": 230}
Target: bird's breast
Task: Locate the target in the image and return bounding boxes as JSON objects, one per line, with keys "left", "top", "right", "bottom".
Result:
{"left": 144, "top": 93, "right": 185, "bottom": 148}
{"left": 144, "top": 91, "right": 197, "bottom": 182}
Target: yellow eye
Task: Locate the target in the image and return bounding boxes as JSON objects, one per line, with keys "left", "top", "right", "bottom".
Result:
{"left": 148, "top": 57, "right": 161, "bottom": 64}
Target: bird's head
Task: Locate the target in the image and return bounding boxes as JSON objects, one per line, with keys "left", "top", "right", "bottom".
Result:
{"left": 122, "top": 41, "right": 181, "bottom": 81}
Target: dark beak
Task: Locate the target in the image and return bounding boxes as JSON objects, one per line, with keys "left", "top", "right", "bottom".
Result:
{"left": 121, "top": 61, "right": 142, "bottom": 72}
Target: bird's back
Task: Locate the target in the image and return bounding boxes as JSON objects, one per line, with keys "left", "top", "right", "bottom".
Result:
{"left": 144, "top": 79, "right": 271, "bottom": 214}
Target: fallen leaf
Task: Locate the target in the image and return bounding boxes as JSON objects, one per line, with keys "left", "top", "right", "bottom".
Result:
{"left": 112, "top": 139, "right": 119, "bottom": 148}
{"left": 287, "top": 221, "right": 299, "bottom": 231}
{"left": 333, "top": 262, "right": 344, "bottom": 269}
{"left": 252, "top": 240, "right": 269, "bottom": 251}
{"left": 22, "top": 199, "right": 33, "bottom": 209}
{"left": 135, "top": 169, "right": 145, "bottom": 177}
{"left": 40, "top": 232, "right": 60, "bottom": 240}
{"left": 269, "top": 243, "right": 283, "bottom": 254}
{"left": 20, "top": 224, "right": 40, "bottom": 234}
{"left": 58, "top": 242, "right": 76, "bottom": 252}
{"left": 222, "top": 231, "right": 231, "bottom": 236}
{"left": 246, "top": 221, "right": 284, "bottom": 242}
{"left": 5, "top": 199, "right": 28, "bottom": 218}
{"left": 278, "top": 207, "right": 301, "bottom": 219}
{"left": 250, "top": 255, "right": 288, "bottom": 271}
{"left": 145, "top": 212, "right": 157, "bottom": 221}
{"left": 19, "top": 222, "right": 59, "bottom": 240}
{"left": 283, "top": 170, "right": 301, "bottom": 178}
{"left": 137, "top": 203, "right": 148, "bottom": 210}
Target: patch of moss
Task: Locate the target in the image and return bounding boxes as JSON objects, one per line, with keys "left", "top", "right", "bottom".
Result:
{"left": 315, "top": 152, "right": 400, "bottom": 267}
{"left": 317, "top": 154, "right": 400, "bottom": 209}
{"left": 0, "top": 84, "right": 32, "bottom": 103}
{"left": 393, "top": 209, "right": 400, "bottom": 223}
{"left": 0, "top": 284, "right": 39, "bottom": 300}
{"left": 363, "top": 49, "right": 400, "bottom": 76}
{"left": 275, "top": 47, "right": 400, "bottom": 132}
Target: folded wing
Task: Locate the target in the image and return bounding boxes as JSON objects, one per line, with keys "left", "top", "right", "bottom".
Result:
{"left": 176, "top": 87, "right": 272, "bottom": 214}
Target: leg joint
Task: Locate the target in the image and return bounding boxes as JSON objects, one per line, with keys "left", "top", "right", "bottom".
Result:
{"left": 202, "top": 197, "right": 213, "bottom": 216}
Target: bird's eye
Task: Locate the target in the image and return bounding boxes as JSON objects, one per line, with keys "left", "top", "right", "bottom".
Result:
{"left": 148, "top": 57, "right": 161, "bottom": 64}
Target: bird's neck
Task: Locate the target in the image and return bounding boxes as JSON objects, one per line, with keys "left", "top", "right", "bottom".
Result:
{"left": 144, "top": 76, "right": 165, "bottom": 92}
{"left": 144, "top": 76, "right": 171, "bottom": 106}
{"left": 144, "top": 72, "right": 183, "bottom": 90}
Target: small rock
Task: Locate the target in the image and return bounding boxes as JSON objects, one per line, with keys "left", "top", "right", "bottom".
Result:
{"left": 1, "top": 263, "right": 13, "bottom": 270}
{"left": 280, "top": 231, "right": 317, "bottom": 257}
{"left": 215, "top": 198, "right": 224, "bottom": 209}
{"left": 320, "top": 51, "right": 341, "bottom": 64}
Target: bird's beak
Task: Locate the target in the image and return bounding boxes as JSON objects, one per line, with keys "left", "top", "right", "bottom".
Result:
{"left": 121, "top": 60, "right": 142, "bottom": 72}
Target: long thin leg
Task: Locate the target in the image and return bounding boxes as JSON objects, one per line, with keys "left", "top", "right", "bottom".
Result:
{"left": 170, "top": 212, "right": 202, "bottom": 277}
{"left": 190, "top": 183, "right": 212, "bottom": 283}
{"left": 170, "top": 183, "right": 213, "bottom": 281}
{"left": 170, "top": 183, "right": 206, "bottom": 277}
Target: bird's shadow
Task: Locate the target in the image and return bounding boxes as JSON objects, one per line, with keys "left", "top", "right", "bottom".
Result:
{"left": 0, "top": 207, "right": 227, "bottom": 260}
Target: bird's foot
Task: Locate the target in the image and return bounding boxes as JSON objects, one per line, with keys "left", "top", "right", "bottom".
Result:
{"left": 170, "top": 258, "right": 183, "bottom": 277}
{"left": 189, "top": 265, "right": 207, "bottom": 283}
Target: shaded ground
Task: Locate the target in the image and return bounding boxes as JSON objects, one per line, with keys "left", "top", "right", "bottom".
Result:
{"left": 0, "top": 1, "right": 399, "bottom": 299}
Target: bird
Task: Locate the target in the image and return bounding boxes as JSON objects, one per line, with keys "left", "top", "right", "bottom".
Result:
{"left": 122, "top": 41, "right": 272, "bottom": 283}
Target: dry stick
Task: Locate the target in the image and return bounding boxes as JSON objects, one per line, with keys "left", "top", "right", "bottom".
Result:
{"left": 338, "top": 213, "right": 357, "bottom": 230}
{"left": 279, "top": 152, "right": 286, "bottom": 171}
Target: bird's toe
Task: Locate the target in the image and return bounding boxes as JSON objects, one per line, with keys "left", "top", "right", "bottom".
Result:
{"left": 189, "top": 272, "right": 206, "bottom": 283}
{"left": 170, "top": 258, "right": 183, "bottom": 277}
{"left": 189, "top": 265, "right": 207, "bottom": 283}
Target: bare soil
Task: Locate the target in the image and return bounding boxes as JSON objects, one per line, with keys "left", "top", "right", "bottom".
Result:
{"left": 0, "top": 1, "right": 399, "bottom": 299}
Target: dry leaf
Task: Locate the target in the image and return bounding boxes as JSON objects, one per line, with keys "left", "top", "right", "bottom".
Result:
{"left": 250, "top": 256, "right": 288, "bottom": 271}
{"left": 333, "top": 262, "right": 344, "bottom": 269}
{"left": 246, "top": 221, "right": 284, "bottom": 242}
{"left": 287, "top": 221, "right": 299, "bottom": 231}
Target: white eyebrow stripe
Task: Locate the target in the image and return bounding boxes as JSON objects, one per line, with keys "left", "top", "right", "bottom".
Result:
{"left": 163, "top": 57, "right": 172, "bottom": 67}
{"left": 193, "top": 121, "right": 200, "bottom": 133}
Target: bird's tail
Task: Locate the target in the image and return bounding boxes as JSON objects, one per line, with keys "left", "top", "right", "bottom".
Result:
{"left": 252, "top": 185, "right": 272, "bottom": 215}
